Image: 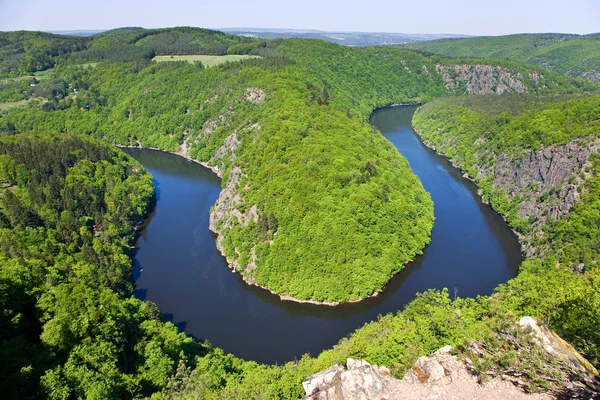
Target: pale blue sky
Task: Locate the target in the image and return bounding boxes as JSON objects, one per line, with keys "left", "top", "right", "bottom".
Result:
{"left": 0, "top": 0, "right": 598, "bottom": 35}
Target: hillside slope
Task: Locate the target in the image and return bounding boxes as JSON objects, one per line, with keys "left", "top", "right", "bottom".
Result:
{"left": 1, "top": 30, "right": 599, "bottom": 399}
{"left": 2, "top": 37, "right": 592, "bottom": 303}
{"left": 405, "top": 33, "right": 600, "bottom": 82}
{"left": 0, "top": 27, "right": 265, "bottom": 75}
{"left": 413, "top": 94, "right": 600, "bottom": 261}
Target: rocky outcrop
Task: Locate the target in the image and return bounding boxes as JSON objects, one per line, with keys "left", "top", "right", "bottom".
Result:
{"left": 245, "top": 87, "right": 266, "bottom": 104}
{"left": 302, "top": 358, "right": 398, "bottom": 400}
{"left": 578, "top": 70, "right": 600, "bottom": 84}
{"left": 518, "top": 316, "right": 598, "bottom": 383}
{"left": 205, "top": 124, "right": 261, "bottom": 275}
{"left": 174, "top": 115, "right": 263, "bottom": 275}
{"left": 436, "top": 64, "right": 528, "bottom": 94}
{"left": 302, "top": 318, "right": 599, "bottom": 400}
{"left": 303, "top": 349, "right": 553, "bottom": 400}
{"left": 490, "top": 137, "right": 600, "bottom": 255}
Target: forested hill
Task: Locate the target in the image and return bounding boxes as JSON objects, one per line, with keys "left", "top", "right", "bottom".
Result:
{"left": 0, "top": 27, "right": 266, "bottom": 75}
{"left": 410, "top": 93, "right": 600, "bottom": 379}
{"left": 1, "top": 29, "right": 600, "bottom": 398}
{"left": 0, "top": 133, "right": 188, "bottom": 397}
{"left": 404, "top": 33, "right": 600, "bottom": 82}
{"left": 1, "top": 35, "right": 595, "bottom": 303}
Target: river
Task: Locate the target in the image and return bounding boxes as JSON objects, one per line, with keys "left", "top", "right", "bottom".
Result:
{"left": 124, "top": 105, "right": 522, "bottom": 364}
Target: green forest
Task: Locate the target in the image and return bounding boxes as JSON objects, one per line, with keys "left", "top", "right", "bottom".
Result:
{"left": 1, "top": 27, "right": 600, "bottom": 399}
{"left": 1, "top": 28, "right": 594, "bottom": 302}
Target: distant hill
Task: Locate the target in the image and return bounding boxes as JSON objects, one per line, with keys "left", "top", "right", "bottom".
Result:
{"left": 221, "top": 28, "right": 470, "bottom": 47}
{"left": 0, "top": 27, "right": 263, "bottom": 74}
{"left": 47, "top": 30, "right": 106, "bottom": 36}
{"left": 404, "top": 33, "right": 600, "bottom": 82}
{"left": 0, "top": 31, "right": 88, "bottom": 73}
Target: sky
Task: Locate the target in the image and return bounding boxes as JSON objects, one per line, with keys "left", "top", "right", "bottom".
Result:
{"left": 0, "top": 0, "right": 598, "bottom": 35}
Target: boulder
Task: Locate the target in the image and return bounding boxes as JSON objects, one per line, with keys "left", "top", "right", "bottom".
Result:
{"left": 302, "top": 358, "right": 395, "bottom": 400}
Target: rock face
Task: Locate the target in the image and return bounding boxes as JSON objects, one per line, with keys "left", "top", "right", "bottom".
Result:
{"left": 175, "top": 113, "right": 263, "bottom": 276}
{"left": 302, "top": 349, "right": 554, "bottom": 400}
{"left": 580, "top": 70, "right": 600, "bottom": 84}
{"left": 245, "top": 87, "right": 266, "bottom": 104}
{"left": 493, "top": 139, "right": 600, "bottom": 203}
{"left": 518, "top": 317, "right": 599, "bottom": 383}
{"left": 206, "top": 124, "right": 261, "bottom": 275}
{"left": 302, "top": 318, "right": 599, "bottom": 400}
{"left": 490, "top": 137, "right": 600, "bottom": 255}
{"left": 435, "top": 64, "right": 528, "bottom": 94}
{"left": 302, "top": 358, "right": 396, "bottom": 400}
{"left": 403, "top": 345, "right": 460, "bottom": 385}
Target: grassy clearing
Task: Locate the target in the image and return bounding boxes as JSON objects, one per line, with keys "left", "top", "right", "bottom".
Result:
{"left": 0, "top": 100, "right": 31, "bottom": 110}
{"left": 0, "top": 69, "right": 54, "bottom": 85}
{"left": 152, "top": 54, "right": 261, "bottom": 67}
{"left": 32, "top": 69, "right": 54, "bottom": 81}
{"left": 78, "top": 62, "right": 99, "bottom": 69}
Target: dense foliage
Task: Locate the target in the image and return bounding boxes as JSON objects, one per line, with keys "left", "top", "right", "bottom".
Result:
{"left": 0, "top": 133, "right": 216, "bottom": 398}
{"left": 405, "top": 33, "right": 600, "bottom": 82}
{"left": 411, "top": 93, "right": 600, "bottom": 369}
{"left": 0, "top": 27, "right": 267, "bottom": 76}
{"left": 0, "top": 31, "right": 87, "bottom": 75}
{"left": 1, "top": 35, "right": 591, "bottom": 301}
{"left": 1, "top": 29, "right": 600, "bottom": 399}
{"left": 152, "top": 82, "right": 600, "bottom": 400}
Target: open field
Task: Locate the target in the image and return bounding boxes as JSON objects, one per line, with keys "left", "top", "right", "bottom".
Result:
{"left": 0, "top": 99, "right": 31, "bottom": 110}
{"left": 0, "top": 69, "right": 53, "bottom": 85}
{"left": 152, "top": 54, "right": 261, "bottom": 67}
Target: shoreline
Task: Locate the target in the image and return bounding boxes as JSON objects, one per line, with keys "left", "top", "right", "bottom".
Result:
{"left": 115, "top": 144, "right": 222, "bottom": 177}
{"left": 116, "top": 106, "right": 522, "bottom": 307}
{"left": 409, "top": 125, "right": 526, "bottom": 250}
{"left": 116, "top": 143, "right": 387, "bottom": 306}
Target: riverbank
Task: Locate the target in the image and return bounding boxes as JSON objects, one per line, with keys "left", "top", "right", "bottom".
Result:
{"left": 118, "top": 104, "right": 524, "bottom": 308}
{"left": 124, "top": 106, "right": 521, "bottom": 362}
{"left": 117, "top": 143, "right": 388, "bottom": 306}
{"left": 409, "top": 125, "right": 527, "bottom": 249}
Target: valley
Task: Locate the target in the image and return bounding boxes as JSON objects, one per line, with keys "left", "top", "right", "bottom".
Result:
{"left": 0, "top": 23, "right": 599, "bottom": 399}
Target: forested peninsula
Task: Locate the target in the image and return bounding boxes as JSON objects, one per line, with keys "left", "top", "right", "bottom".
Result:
{"left": 1, "top": 27, "right": 600, "bottom": 399}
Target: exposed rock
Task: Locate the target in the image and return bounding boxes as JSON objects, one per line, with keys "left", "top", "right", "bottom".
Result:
{"left": 207, "top": 123, "right": 262, "bottom": 276}
{"left": 245, "top": 87, "right": 265, "bottom": 104}
{"left": 200, "top": 114, "right": 229, "bottom": 139}
{"left": 213, "top": 131, "right": 240, "bottom": 162}
{"left": 303, "top": 351, "right": 554, "bottom": 400}
{"left": 303, "top": 358, "right": 396, "bottom": 400}
{"left": 518, "top": 317, "right": 598, "bottom": 383}
{"left": 204, "top": 94, "right": 218, "bottom": 104}
{"left": 491, "top": 137, "right": 600, "bottom": 255}
{"left": 579, "top": 70, "right": 600, "bottom": 83}
{"left": 493, "top": 140, "right": 600, "bottom": 196}
{"left": 436, "top": 64, "right": 528, "bottom": 94}
{"left": 302, "top": 318, "right": 599, "bottom": 400}
{"left": 529, "top": 72, "right": 544, "bottom": 84}
{"left": 404, "top": 346, "right": 460, "bottom": 385}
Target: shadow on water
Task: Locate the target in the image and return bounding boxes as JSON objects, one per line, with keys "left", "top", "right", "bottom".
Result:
{"left": 122, "top": 107, "right": 522, "bottom": 364}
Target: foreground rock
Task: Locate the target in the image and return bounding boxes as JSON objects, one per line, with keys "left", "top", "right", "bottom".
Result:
{"left": 303, "top": 350, "right": 551, "bottom": 400}
{"left": 302, "top": 318, "right": 599, "bottom": 400}
{"left": 302, "top": 358, "right": 395, "bottom": 400}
